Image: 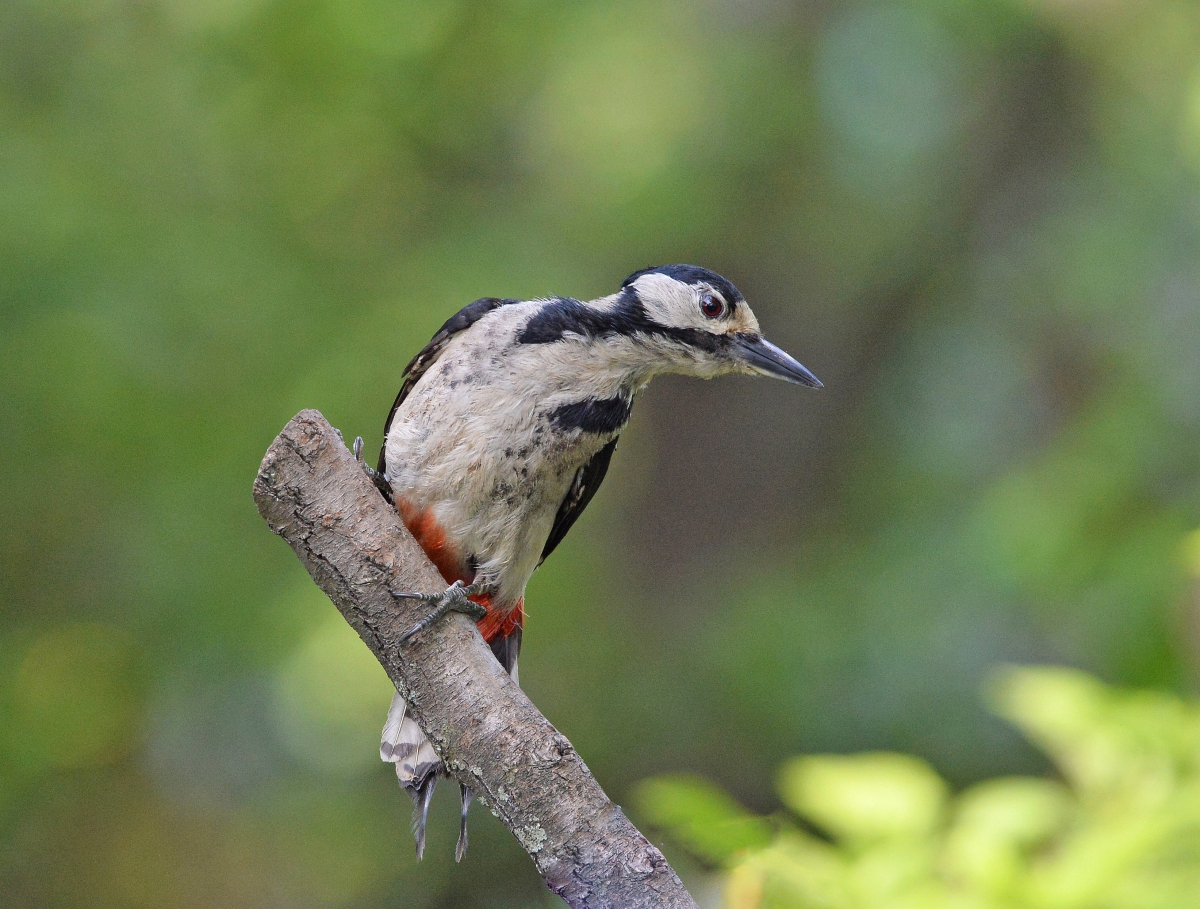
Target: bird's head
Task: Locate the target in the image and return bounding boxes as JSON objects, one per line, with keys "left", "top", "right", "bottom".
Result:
{"left": 617, "top": 264, "right": 822, "bottom": 388}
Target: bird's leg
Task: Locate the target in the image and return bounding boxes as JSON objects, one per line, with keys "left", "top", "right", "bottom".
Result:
{"left": 393, "top": 580, "right": 488, "bottom": 644}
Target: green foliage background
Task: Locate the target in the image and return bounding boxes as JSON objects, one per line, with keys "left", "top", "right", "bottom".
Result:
{"left": 2, "top": 1, "right": 1199, "bottom": 906}
{"left": 639, "top": 666, "right": 1200, "bottom": 908}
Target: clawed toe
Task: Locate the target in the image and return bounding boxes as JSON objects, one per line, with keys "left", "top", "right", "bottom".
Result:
{"left": 353, "top": 436, "right": 391, "bottom": 496}
{"left": 394, "top": 581, "right": 488, "bottom": 643}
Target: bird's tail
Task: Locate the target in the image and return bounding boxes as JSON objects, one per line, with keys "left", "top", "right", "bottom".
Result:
{"left": 380, "top": 691, "right": 445, "bottom": 860}
{"left": 381, "top": 622, "right": 521, "bottom": 861}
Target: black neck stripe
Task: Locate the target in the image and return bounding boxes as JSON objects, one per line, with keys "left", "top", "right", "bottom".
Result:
{"left": 546, "top": 395, "right": 633, "bottom": 435}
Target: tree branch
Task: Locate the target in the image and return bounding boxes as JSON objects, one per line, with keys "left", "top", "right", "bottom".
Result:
{"left": 253, "top": 410, "right": 698, "bottom": 909}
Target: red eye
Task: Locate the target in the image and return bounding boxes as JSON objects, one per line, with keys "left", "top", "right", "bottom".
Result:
{"left": 700, "top": 294, "right": 725, "bottom": 319}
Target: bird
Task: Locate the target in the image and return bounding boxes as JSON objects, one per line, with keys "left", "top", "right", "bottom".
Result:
{"left": 361, "top": 264, "right": 820, "bottom": 862}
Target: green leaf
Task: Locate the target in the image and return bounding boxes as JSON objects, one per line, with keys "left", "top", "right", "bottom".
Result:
{"left": 943, "top": 777, "right": 1072, "bottom": 892}
{"left": 778, "top": 753, "right": 948, "bottom": 844}
{"left": 634, "top": 774, "right": 775, "bottom": 864}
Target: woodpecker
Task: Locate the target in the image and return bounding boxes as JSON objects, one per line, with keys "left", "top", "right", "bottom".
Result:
{"left": 365, "top": 264, "right": 820, "bottom": 861}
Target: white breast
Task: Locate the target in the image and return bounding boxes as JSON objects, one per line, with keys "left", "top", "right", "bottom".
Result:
{"left": 384, "top": 302, "right": 634, "bottom": 607}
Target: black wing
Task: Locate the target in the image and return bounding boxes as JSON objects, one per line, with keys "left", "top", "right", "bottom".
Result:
{"left": 539, "top": 437, "right": 619, "bottom": 565}
{"left": 377, "top": 297, "right": 520, "bottom": 486}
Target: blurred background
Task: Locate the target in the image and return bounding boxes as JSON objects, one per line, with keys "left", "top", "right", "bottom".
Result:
{"left": 3, "top": 0, "right": 1200, "bottom": 906}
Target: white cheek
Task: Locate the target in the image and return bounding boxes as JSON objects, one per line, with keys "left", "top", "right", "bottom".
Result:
{"left": 635, "top": 274, "right": 693, "bottom": 322}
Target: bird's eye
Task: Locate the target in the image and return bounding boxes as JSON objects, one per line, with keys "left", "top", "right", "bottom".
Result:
{"left": 700, "top": 293, "right": 725, "bottom": 319}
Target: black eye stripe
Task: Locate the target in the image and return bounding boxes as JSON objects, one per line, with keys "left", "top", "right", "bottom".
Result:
{"left": 517, "top": 289, "right": 726, "bottom": 353}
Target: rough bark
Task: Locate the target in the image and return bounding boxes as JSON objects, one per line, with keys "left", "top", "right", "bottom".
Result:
{"left": 253, "top": 410, "right": 698, "bottom": 909}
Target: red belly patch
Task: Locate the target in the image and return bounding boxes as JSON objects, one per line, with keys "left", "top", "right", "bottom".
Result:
{"left": 395, "top": 497, "right": 467, "bottom": 586}
{"left": 395, "top": 497, "right": 525, "bottom": 644}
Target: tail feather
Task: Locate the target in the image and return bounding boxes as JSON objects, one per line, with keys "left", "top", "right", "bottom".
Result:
{"left": 380, "top": 690, "right": 441, "bottom": 784}
{"left": 455, "top": 783, "right": 471, "bottom": 863}
{"left": 410, "top": 774, "right": 437, "bottom": 861}
{"left": 381, "top": 627, "right": 521, "bottom": 861}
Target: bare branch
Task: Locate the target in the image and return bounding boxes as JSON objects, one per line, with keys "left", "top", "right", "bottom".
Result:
{"left": 253, "top": 410, "right": 698, "bottom": 909}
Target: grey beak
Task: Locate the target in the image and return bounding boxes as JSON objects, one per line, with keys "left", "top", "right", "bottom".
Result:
{"left": 732, "top": 334, "right": 823, "bottom": 388}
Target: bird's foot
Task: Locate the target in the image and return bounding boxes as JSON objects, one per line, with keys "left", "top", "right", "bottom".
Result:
{"left": 394, "top": 580, "right": 488, "bottom": 644}
{"left": 353, "top": 436, "right": 391, "bottom": 496}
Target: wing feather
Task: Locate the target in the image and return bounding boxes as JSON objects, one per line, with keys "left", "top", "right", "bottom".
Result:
{"left": 539, "top": 437, "right": 619, "bottom": 565}
{"left": 376, "top": 297, "right": 520, "bottom": 487}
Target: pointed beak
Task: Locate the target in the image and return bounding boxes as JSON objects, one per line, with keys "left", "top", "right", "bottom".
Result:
{"left": 731, "top": 334, "right": 823, "bottom": 388}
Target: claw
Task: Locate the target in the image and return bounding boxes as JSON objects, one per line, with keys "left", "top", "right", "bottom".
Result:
{"left": 353, "top": 435, "right": 392, "bottom": 496}
{"left": 395, "top": 581, "right": 488, "bottom": 644}
{"left": 353, "top": 436, "right": 374, "bottom": 477}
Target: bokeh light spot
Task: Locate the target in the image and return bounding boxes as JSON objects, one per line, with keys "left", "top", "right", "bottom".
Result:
{"left": 525, "top": 8, "right": 712, "bottom": 199}
{"left": 887, "top": 324, "right": 1037, "bottom": 481}
{"left": 11, "top": 623, "right": 140, "bottom": 770}
{"left": 816, "top": 6, "right": 966, "bottom": 175}
{"left": 143, "top": 674, "right": 284, "bottom": 808}
{"left": 272, "top": 610, "right": 394, "bottom": 776}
